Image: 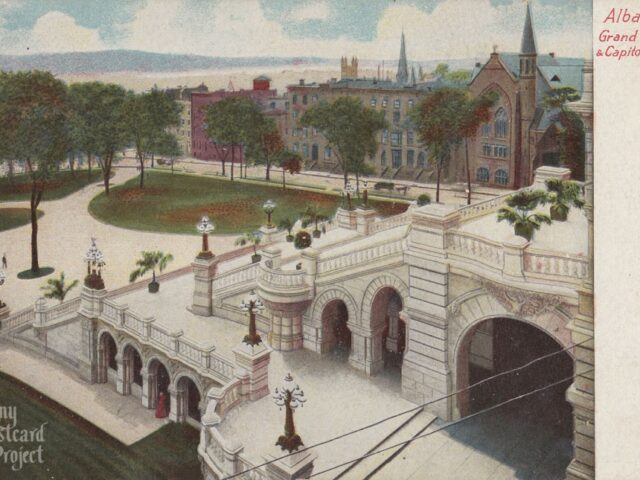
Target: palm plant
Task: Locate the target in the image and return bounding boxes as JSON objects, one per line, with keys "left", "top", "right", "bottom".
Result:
{"left": 278, "top": 218, "right": 295, "bottom": 242}
{"left": 41, "top": 272, "right": 79, "bottom": 304}
{"left": 236, "top": 231, "right": 263, "bottom": 263}
{"left": 129, "top": 251, "right": 174, "bottom": 293}
{"left": 301, "top": 205, "right": 329, "bottom": 238}
{"left": 545, "top": 179, "right": 585, "bottom": 221}
{"left": 497, "top": 190, "right": 551, "bottom": 241}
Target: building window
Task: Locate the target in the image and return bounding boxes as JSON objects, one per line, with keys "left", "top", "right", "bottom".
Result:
{"left": 303, "top": 127, "right": 308, "bottom": 138}
{"left": 407, "top": 150, "right": 414, "bottom": 167}
{"left": 382, "top": 96, "right": 388, "bottom": 108}
{"left": 495, "top": 169, "right": 509, "bottom": 185}
{"left": 312, "top": 144, "right": 318, "bottom": 160}
{"left": 303, "top": 95, "right": 308, "bottom": 105}
{"left": 292, "top": 94, "right": 298, "bottom": 104}
{"left": 477, "top": 167, "right": 490, "bottom": 182}
{"left": 494, "top": 145, "right": 508, "bottom": 158}
{"left": 292, "top": 128, "right": 297, "bottom": 137}
{"left": 408, "top": 99, "right": 414, "bottom": 109}
{"left": 482, "top": 144, "right": 492, "bottom": 156}
{"left": 312, "top": 127, "right": 318, "bottom": 136}
{"left": 391, "top": 131, "right": 402, "bottom": 146}
{"left": 381, "top": 150, "right": 387, "bottom": 166}
{"left": 494, "top": 108, "right": 508, "bottom": 138}
{"left": 391, "top": 149, "right": 402, "bottom": 168}
{"left": 292, "top": 111, "right": 298, "bottom": 120}
{"left": 324, "top": 146, "right": 332, "bottom": 160}
{"left": 303, "top": 143, "right": 309, "bottom": 158}
{"left": 481, "top": 123, "right": 490, "bottom": 137}
{"left": 393, "top": 111, "right": 401, "bottom": 124}
{"left": 370, "top": 97, "right": 377, "bottom": 107}
{"left": 417, "top": 151, "right": 426, "bottom": 168}
{"left": 407, "top": 131, "right": 414, "bottom": 145}
{"left": 394, "top": 98, "right": 401, "bottom": 109}
{"left": 293, "top": 142, "right": 299, "bottom": 152}
{"left": 270, "top": 102, "right": 276, "bottom": 109}
{"left": 382, "top": 129, "right": 388, "bottom": 144}
{"left": 285, "top": 101, "right": 290, "bottom": 110}
{"left": 312, "top": 94, "right": 318, "bottom": 103}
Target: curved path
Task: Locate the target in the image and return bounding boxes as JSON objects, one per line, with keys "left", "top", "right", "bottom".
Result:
{"left": 0, "top": 160, "right": 240, "bottom": 312}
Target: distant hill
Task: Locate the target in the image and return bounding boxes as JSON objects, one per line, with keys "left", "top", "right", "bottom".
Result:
{"left": 0, "top": 50, "right": 333, "bottom": 74}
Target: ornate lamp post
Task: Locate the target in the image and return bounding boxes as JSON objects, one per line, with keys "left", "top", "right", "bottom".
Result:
{"left": 343, "top": 181, "right": 356, "bottom": 210}
{"left": 83, "top": 237, "right": 106, "bottom": 290}
{"left": 263, "top": 199, "right": 276, "bottom": 227}
{"left": 273, "top": 373, "right": 306, "bottom": 453}
{"left": 240, "top": 290, "right": 264, "bottom": 346}
{"left": 197, "top": 216, "right": 215, "bottom": 258}
{"left": 363, "top": 180, "right": 369, "bottom": 208}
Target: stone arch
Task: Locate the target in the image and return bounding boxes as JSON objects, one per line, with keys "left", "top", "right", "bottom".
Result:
{"left": 121, "top": 340, "right": 144, "bottom": 396}
{"left": 360, "top": 274, "right": 409, "bottom": 331}
{"left": 174, "top": 372, "right": 205, "bottom": 424}
{"left": 308, "top": 287, "right": 359, "bottom": 329}
{"left": 97, "top": 328, "right": 119, "bottom": 384}
{"left": 144, "top": 355, "right": 172, "bottom": 411}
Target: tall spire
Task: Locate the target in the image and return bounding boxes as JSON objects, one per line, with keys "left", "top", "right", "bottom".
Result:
{"left": 396, "top": 32, "right": 409, "bottom": 85}
{"left": 411, "top": 65, "right": 416, "bottom": 86}
{"left": 520, "top": 2, "right": 537, "bottom": 55}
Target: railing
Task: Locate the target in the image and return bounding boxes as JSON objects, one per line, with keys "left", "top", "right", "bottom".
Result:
{"left": 447, "top": 231, "right": 504, "bottom": 271}
{"left": 237, "top": 455, "right": 269, "bottom": 480}
{"left": 524, "top": 249, "right": 588, "bottom": 284}
{"left": 0, "top": 307, "right": 34, "bottom": 333}
{"left": 317, "top": 238, "right": 406, "bottom": 274}
{"left": 40, "top": 297, "right": 82, "bottom": 323}
{"left": 258, "top": 267, "right": 308, "bottom": 289}
{"left": 369, "top": 211, "right": 412, "bottom": 235}
{"left": 457, "top": 190, "right": 514, "bottom": 222}
{"left": 212, "top": 262, "right": 260, "bottom": 292}
{"left": 100, "top": 302, "right": 235, "bottom": 383}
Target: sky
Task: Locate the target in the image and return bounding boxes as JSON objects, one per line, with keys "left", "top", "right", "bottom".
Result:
{"left": 0, "top": 0, "right": 592, "bottom": 60}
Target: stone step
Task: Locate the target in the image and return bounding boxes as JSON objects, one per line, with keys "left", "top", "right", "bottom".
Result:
{"left": 334, "top": 409, "right": 437, "bottom": 479}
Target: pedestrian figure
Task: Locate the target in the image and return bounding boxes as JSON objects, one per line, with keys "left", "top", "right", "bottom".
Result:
{"left": 2, "top": 253, "right": 6, "bottom": 269}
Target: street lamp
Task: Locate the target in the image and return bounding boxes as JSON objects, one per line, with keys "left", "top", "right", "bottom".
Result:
{"left": 239, "top": 290, "right": 264, "bottom": 346}
{"left": 363, "top": 180, "right": 369, "bottom": 208}
{"left": 343, "top": 181, "right": 356, "bottom": 210}
{"left": 197, "top": 216, "right": 215, "bottom": 258}
{"left": 273, "top": 372, "right": 306, "bottom": 453}
{"left": 263, "top": 199, "right": 276, "bottom": 227}
{"left": 83, "top": 237, "right": 106, "bottom": 290}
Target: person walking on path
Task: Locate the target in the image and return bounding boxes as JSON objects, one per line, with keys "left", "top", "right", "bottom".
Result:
{"left": 2, "top": 253, "right": 6, "bottom": 270}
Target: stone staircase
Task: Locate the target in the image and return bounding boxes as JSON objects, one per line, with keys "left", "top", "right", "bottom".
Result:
{"left": 334, "top": 409, "right": 437, "bottom": 479}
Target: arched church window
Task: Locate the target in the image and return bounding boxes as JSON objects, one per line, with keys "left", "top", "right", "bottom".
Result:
{"left": 481, "top": 123, "right": 490, "bottom": 137}
{"left": 494, "top": 108, "right": 508, "bottom": 138}
{"left": 476, "top": 167, "right": 490, "bottom": 182}
{"left": 417, "top": 151, "right": 426, "bottom": 168}
{"left": 495, "top": 169, "right": 509, "bottom": 185}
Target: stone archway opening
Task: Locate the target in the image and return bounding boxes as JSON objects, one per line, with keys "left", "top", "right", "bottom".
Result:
{"left": 148, "top": 359, "right": 171, "bottom": 413}
{"left": 455, "top": 317, "right": 574, "bottom": 477}
{"left": 177, "top": 376, "right": 202, "bottom": 424}
{"left": 371, "top": 287, "right": 405, "bottom": 373}
{"left": 321, "top": 299, "right": 351, "bottom": 360}
{"left": 98, "top": 332, "right": 118, "bottom": 385}
{"left": 123, "top": 345, "right": 143, "bottom": 397}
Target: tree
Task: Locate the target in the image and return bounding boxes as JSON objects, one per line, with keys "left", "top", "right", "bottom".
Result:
{"left": 129, "top": 251, "right": 174, "bottom": 292}
{"left": 68, "top": 82, "right": 101, "bottom": 182}
{"left": 410, "top": 88, "right": 467, "bottom": 203}
{"left": 433, "top": 63, "right": 449, "bottom": 78}
{"left": 497, "top": 190, "right": 551, "bottom": 241}
{"left": 544, "top": 87, "right": 585, "bottom": 180}
{"left": 41, "top": 272, "right": 79, "bottom": 304}
{"left": 251, "top": 118, "right": 284, "bottom": 181}
{"left": 301, "top": 96, "right": 386, "bottom": 187}
{"left": 545, "top": 179, "right": 584, "bottom": 221}
{"left": 459, "top": 91, "right": 498, "bottom": 204}
{"left": 205, "top": 96, "right": 265, "bottom": 181}
{"left": 279, "top": 152, "right": 302, "bottom": 190}
{"left": 124, "top": 88, "right": 180, "bottom": 188}
{"left": 0, "top": 70, "right": 69, "bottom": 272}
{"left": 154, "top": 131, "right": 182, "bottom": 174}
{"left": 301, "top": 205, "right": 329, "bottom": 238}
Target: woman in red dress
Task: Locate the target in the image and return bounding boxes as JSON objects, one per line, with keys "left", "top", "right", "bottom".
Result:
{"left": 155, "top": 391, "right": 168, "bottom": 418}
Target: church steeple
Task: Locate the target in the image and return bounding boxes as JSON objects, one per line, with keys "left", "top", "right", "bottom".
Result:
{"left": 396, "top": 32, "right": 409, "bottom": 85}
{"left": 520, "top": 2, "right": 537, "bottom": 55}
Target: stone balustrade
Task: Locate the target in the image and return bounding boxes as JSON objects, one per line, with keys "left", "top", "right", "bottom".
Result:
{"left": 212, "top": 263, "right": 260, "bottom": 292}
{"left": 368, "top": 210, "right": 412, "bottom": 234}
{"left": 258, "top": 267, "right": 308, "bottom": 290}
{"left": 524, "top": 249, "right": 588, "bottom": 285}
{"left": 457, "top": 191, "right": 514, "bottom": 222}
{"left": 0, "top": 306, "right": 35, "bottom": 333}
{"left": 317, "top": 238, "right": 406, "bottom": 275}
{"left": 446, "top": 231, "right": 504, "bottom": 272}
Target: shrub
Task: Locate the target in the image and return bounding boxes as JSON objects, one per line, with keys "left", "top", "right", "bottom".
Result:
{"left": 417, "top": 194, "right": 431, "bottom": 206}
{"left": 294, "top": 230, "right": 312, "bottom": 250}
{"left": 374, "top": 181, "right": 395, "bottom": 191}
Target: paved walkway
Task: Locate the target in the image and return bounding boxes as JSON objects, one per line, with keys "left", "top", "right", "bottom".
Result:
{"left": 0, "top": 344, "right": 165, "bottom": 445}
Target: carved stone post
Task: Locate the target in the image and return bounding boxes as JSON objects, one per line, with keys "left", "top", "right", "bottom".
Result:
{"left": 355, "top": 207, "right": 377, "bottom": 235}
{"left": 168, "top": 384, "right": 181, "bottom": 423}
{"left": 233, "top": 342, "right": 271, "bottom": 401}
{"left": 192, "top": 255, "right": 217, "bottom": 317}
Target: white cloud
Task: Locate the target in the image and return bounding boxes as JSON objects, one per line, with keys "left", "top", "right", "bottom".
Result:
{"left": 288, "top": 1, "right": 330, "bottom": 23}
{"left": 30, "top": 11, "right": 105, "bottom": 53}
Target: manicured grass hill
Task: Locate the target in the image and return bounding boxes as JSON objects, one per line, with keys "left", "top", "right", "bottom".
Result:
{"left": 0, "top": 372, "right": 200, "bottom": 479}
{"left": 89, "top": 170, "right": 408, "bottom": 235}
{"left": 0, "top": 170, "right": 103, "bottom": 202}
{"left": 0, "top": 208, "right": 43, "bottom": 232}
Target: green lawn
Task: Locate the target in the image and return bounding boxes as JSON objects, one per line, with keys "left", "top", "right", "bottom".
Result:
{"left": 0, "top": 372, "right": 201, "bottom": 479}
{"left": 0, "top": 170, "right": 103, "bottom": 203}
{"left": 88, "top": 170, "right": 409, "bottom": 235}
{"left": 0, "top": 208, "right": 43, "bottom": 232}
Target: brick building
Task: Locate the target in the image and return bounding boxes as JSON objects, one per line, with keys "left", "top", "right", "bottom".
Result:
{"left": 164, "top": 83, "right": 209, "bottom": 156}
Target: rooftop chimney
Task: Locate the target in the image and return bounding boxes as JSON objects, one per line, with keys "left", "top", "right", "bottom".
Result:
{"left": 549, "top": 52, "right": 555, "bottom": 58}
{"left": 475, "top": 62, "right": 481, "bottom": 68}
{"left": 299, "top": 79, "right": 304, "bottom": 85}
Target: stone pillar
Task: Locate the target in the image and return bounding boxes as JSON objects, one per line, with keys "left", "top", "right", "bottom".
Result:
{"left": 232, "top": 342, "right": 271, "bottom": 401}
{"left": 501, "top": 236, "right": 528, "bottom": 280}
{"left": 335, "top": 207, "right": 357, "bottom": 230}
{"left": 268, "top": 303, "right": 309, "bottom": 351}
{"left": 355, "top": 207, "right": 377, "bottom": 235}
{"left": 79, "top": 285, "right": 107, "bottom": 318}
{"left": 141, "top": 367, "right": 154, "bottom": 408}
{"left": 402, "top": 203, "right": 459, "bottom": 420}
{"left": 532, "top": 165, "right": 572, "bottom": 189}
{"left": 566, "top": 59, "right": 594, "bottom": 480}
{"left": 168, "top": 384, "right": 180, "bottom": 423}
{"left": 260, "top": 224, "right": 280, "bottom": 243}
{"left": 0, "top": 303, "right": 10, "bottom": 323}
{"left": 192, "top": 255, "right": 217, "bottom": 317}
{"left": 263, "top": 449, "right": 318, "bottom": 480}
{"left": 78, "top": 285, "right": 107, "bottom": 384}
{"left": 115, "top": 353, "right": 128, "bottom": 395}
{"left": 262, "top": 246, "right": 282, "bottom": 270}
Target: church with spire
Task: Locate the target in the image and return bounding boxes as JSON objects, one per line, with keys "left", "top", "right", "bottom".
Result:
{"left": 460, "top": 2, "right": 585, "bottom": 188}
